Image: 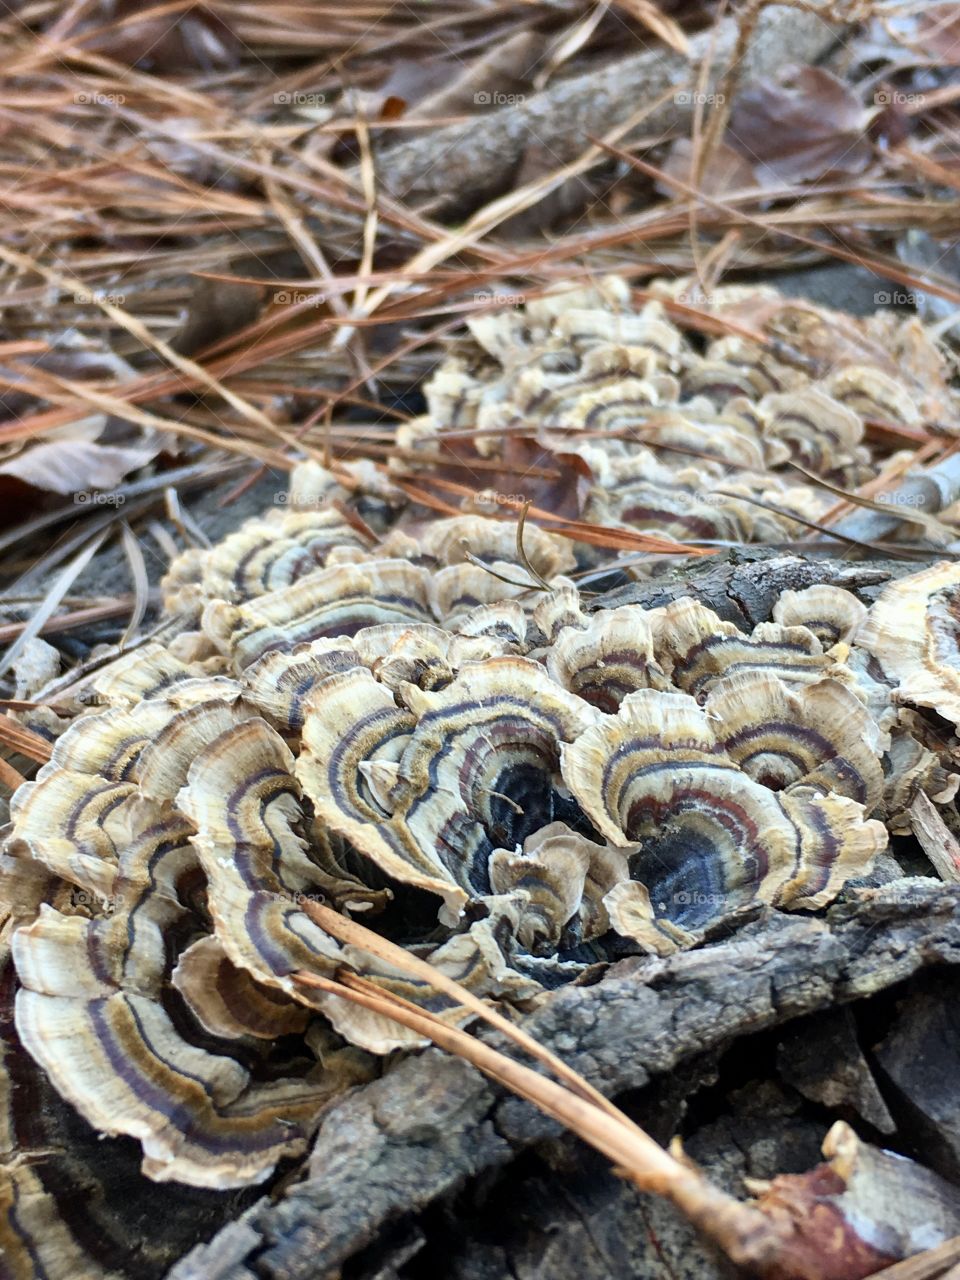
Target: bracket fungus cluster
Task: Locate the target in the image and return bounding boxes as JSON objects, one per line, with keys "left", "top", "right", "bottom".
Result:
{"left": 3, "top": 278, "right": 960, "bottom": 1275}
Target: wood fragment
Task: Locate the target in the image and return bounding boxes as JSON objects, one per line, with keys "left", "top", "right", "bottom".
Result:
{"left": 909, "top": 794, "right": 960, "bottom": 883}
{"left": 871, "top": 1237, "right": 960, "bottom": 1280}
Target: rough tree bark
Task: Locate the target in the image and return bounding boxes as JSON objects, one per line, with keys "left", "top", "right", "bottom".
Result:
{"left": 588, "top": 550, "right": 916, "bottom": 627}
{"left": 168, "top": 881, "right": 960, "bottom": 1280}
{"left": 367, "top": 5, "right": 846, "bottom": 214}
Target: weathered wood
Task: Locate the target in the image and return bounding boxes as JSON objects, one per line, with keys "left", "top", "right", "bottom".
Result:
{"left": 588, "top": 551, "right": 912, "bottom": 628}
{"left": 874, "top": 976, "right": 960, "bottom": 1185}
{"left": 368, "top": 6, "right": 843, "bottom": 214}
{"left": 168, "top": 880, "right": 960, "bottom": 1280}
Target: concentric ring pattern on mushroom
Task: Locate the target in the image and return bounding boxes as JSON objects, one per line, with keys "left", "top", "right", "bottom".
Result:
{"left": 3, "top": 277, "right": 960, "bottom": 1275}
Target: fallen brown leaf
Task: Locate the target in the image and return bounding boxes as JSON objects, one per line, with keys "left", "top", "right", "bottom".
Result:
{"left": 661, "top": 136, "right": 759, "bottom": 197}
{"left": 0, "top": 439, "right": 158, "bottom": 497}
{"left": 727, "top": 66, "right": 873, "bottom": 186}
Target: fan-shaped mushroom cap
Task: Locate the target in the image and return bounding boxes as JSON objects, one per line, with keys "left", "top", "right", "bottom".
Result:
{"left": 682, "top": 336, "right": 803, "bottom": 402}
{"left": 176, "top": 717, "right": 347, "bottom": 979}
{"left": 11, "top": 809, "right": 370, "bottom": 1189}
{"left": 856, "top": 562, "right": 960, "bottom": 729}
{"left": 825, "top": 365, "right": 920, "bottom": 425}
{"left": 239, "top": 625, "right": 508, "bottom": 734}
{"left": 773, "top": 585, "right": 868, "bottom": 646}
{"left": 883, "top": 721, "right": 960, "bottom": 833}
{"left": 34, "top": 700, "right": 181, "bottom": 780}
{"left": 298, "top": 658, "right": 598, "bottom": 923}
{"left": 317, "top": 909, "right": 544, "bottom": 1056}
{"left": 546, "top": 608, "right": 671, "bottom": 712}
{"left": 584, "top": 452, "right": 758, "bottom": 544}
{"left": 171, "top": 935, "right": 312, "bottom": 1040}
{"left": 7, "top": 684, "right": 264, "bottom": 902}
{"left": 191, "top": 509, "right": 369, "bottom": 605}
{"left": 239, "top": 638, "right": 371, "bottom": 731}
{"left": 443, "top": 596, "right": 529, "bottom": 648}
{"left": 427, "top": 562, "right": 535, "bottom": 627}
{"left": 487, "top": 822, "right": 631, "bottom": 953}
{"left": 487, "top": 345, "right": 671, "bottom": 441}
{"left": 86, "top": 642, "right": 204, "bottom": 705}
{"left": 3, "top": 674, "right": 388, "bottom": 1190}
{"left": 0, "top": 935, "right": 251, "bottom": 1280}
{"left": 136, "top": 697, "right": 257, "bottom": 800}
{"left": 638, "top": 408, "right": 769, "bottom": 470}
{"left": 705, "top": 672, "right": 885, "bottom": 809}
{"left": 757, "top": 386, "right": 863, "bottom": 475}
{"left": 203, "top": 560, "right": 435, "bottom": 669}
{"left": 8, "top": 771, "right": 135, "bottom": 900}
{"left": 551, "top": 305, "right": 683, "bottom": 365}
{"left": 561, "top": 687, "right": 885, "bottom": 950}
{"left": 418, "top": 514, "right": 576, "bottom": 577}
{"left": 651, "top": 597, "right": 844, "bottom": 697}
{"left": 530, "top": 584, "right": 588, "bottom": 644}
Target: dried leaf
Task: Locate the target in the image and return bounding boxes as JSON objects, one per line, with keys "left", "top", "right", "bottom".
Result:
{"left": 75, "top": 1, "right": 240, "bottom": 72}
{"left": 661, "top": 137, "right": 759, "bottom": 197}
{"left": 751, "top": 1122, "right": 960, "bottom": 1279}
{"left": 728, "top": 66, "right": 873, "bottom": 185}
{"left": 609, "top": 0, "right": 690, "bottom": 56}
{"left": 0, "top": 440, "right": 158, "bottom": 497}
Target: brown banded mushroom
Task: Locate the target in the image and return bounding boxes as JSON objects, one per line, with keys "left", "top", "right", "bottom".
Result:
{"left": 238, "top": 624, "right": 509, "bottom": 735}
{"left": 681, "top": 336, "right": 803, "bottom": 402}
{"left": 84, "top": 642, "right": 216, "bottom": 705}
{"left": 11, "top": 811, "right": 368, "bottom": 1188}
{"left": 417, "top": 514, "right": 576, "bottom": 578}
{"left": 203, "top": 559, "right": 436, "bottom": 669}
{"left": 3, "top": 681, "right": 379, "bottom": 1188}
{"left": 530, "top": 584, "right": 588, "bottom": 647}
{"left": 649, "top": 597, "right": 854, "bottom": 699}
{"left": 856, "top": 562, "right": 960, "bottom": 730}
{"left": 0, "top": 937, "right": 254, "bottom": 1280}
{"left": 756, "top": 386, "right": 865, "bottom": 477}
{"left": 174, "top": 706, "right": 542, "bottom": 1052}
{"left": 583, "top": 451, "right": 762, "bottom": 545}
{"left": 297, "top": 657, "right": 599, "bottom": 923}
{"left": 883, "top": 720, "right": 960, "bottom": 833}
{"left": 704, "top": 671, "right": 885, "bottom": 810}
{"left": 545, "top": 607, "right": 671, "bottom": 712}
{"left": 551, "top": 305, "right": 684, "bottom": 369}
{"left": 427, "top": 563, "right": 538, "bottom": 630}
{"left": 4, "top": 270, "right": 959, "bottom": 1234}
{"left": 486, "top": 821, "right": 633, "bottom": 954}
{"left": 182, "top": 509, "right": 371, "bottom": 605}
{"left": 825, "top": 365, "right": 921, "bottom": 426}
{"left": 561, "top": 687, "right": 886, "bottom": 953}
{"left": 635, "top": 408, "right": 769, "bottom": 470}
{"left": 772, "top": 584, "right": 868, "bottom": 647}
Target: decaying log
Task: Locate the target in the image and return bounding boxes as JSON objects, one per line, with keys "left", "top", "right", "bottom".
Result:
{"left": 369, "top": 5, "right": 845, "bottom": 214}
{"left": 168, "top": 880, "right": 960, "bottom": 1280}
{"left": 588, "top": 551, "right": 913, "bottom": 628}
